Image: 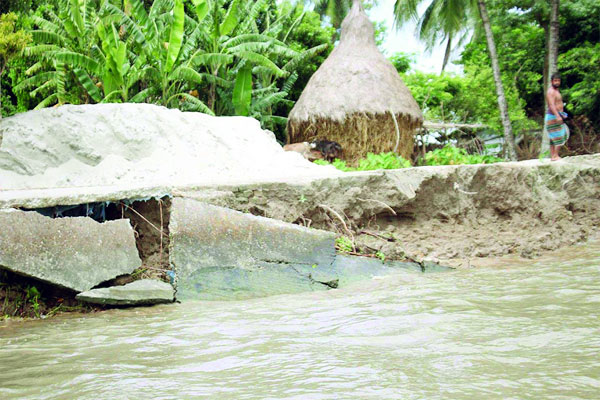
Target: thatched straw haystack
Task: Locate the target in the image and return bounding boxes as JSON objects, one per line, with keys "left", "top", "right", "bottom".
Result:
{"left": 287, "top": 0, "right": 423, "bottom": 162}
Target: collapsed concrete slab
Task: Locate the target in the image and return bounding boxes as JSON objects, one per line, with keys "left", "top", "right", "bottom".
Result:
{"left": 170, "top": 198, "right": 337, "bottom": 299}
{"left": 76, "top": 279, "right": 174, "bottom": 306}
{"left": 0, "top": 209, "right": 141, "bottom": 292}
{"left": 179, "top": 263, "right": 327, "bottom": 300}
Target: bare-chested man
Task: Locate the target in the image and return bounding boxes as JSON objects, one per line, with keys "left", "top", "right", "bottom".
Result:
{"left": 545, "top": 73, "right": 568, "bottom": 161}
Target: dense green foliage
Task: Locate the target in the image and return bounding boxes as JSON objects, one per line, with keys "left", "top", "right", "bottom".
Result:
{"left": 0, "top": 13, "right": 31, "bottom": 74}
{"left": 0, "top": 13, "right": 31, "bottom": 117}
{"left": 400, "top": 66, "right": 537, "bottom": 137}
{"left": 389, "top": 0, "right": 599, "bottom": 158}
{"left": 2, "top": 0, "right": 331, "bottom": 140}
{"left": 460, "top": 0, "right": 600, "bottom": 132}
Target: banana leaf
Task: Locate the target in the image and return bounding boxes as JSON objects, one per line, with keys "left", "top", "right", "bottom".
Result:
{"left": 219, "top": 0, "right": 240, "bottom": 37}
{"left": 165, "top": 0, "right": 185, "bottom": 73}
{"left": 232, "top": 64, "right": 252, "bottom": 116}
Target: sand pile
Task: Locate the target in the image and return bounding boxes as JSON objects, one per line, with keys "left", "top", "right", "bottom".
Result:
{"left": 0, "top": 104, "right": 340, "bottom": 190}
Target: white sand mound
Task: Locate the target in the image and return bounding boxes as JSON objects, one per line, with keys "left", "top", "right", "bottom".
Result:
{"left": 0, "top": 104, "right": 339, "bottom": 190}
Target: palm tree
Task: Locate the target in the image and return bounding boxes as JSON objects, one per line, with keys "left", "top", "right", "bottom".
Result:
{"left": 394, "top": 0, "right": 518, "bottom": 160}
{"left": 394, "top": 0, "right": 475, "bottom": 73}
{"left": 475, "top": 0, "right": 517, "bottom": 160}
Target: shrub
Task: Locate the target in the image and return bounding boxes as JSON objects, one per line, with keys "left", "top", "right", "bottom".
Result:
{"left": 314, "top": 152, "right": 411, "bottom": 171}
{"left": 422, "top": 145, "right": 503, "bottom": 166}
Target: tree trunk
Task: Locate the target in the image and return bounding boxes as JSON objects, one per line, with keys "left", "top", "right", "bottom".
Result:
{"left": 541, "top": 0, "right": 560, "bottom": 157}
{"left": 548, "top": 0, "right": 560, "bottom": 88}
{"left": 477, "top": 0, "right": 518, "bottom": 161}
{"left": 441, "top": 33, "right": 453, "bottom": 73}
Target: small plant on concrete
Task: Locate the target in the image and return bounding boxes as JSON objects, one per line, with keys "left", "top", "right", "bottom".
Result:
{"left": 314, "top": 158, "right": 354, "bottom": 171}
{"left": 25, "top": 285, "right": 41, "bottom": 318}
{"left": 376, "top": 251, "right": 386, "bottom": 263}
{"left": 335, "top": 235, "right": 354, "bottom": 253}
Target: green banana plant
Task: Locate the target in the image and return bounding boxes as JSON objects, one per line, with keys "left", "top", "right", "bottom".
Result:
{"left": 250, "top": 2, "right": 328, "bottom": 131}
{"left": 101, "top": 0, "right": 214, "bottom": 113}
{"left": 16, "top": 0, "right": 100, "bottom": 107}
{"left": 184, "top": 0, "right": 302, "bottom": 116}
{"left": 17, "top": 0, "right": 150, "bottom": 105}
{"left": 15, "top": 0, "right": 326, "bottom": 124}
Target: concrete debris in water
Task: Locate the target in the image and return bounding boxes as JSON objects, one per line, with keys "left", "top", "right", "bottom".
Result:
{"left": 76, "top": 279, "right": 175, "bottom": 306}
{"left": 170, "top": 198, "right": 337, "bottom": 300}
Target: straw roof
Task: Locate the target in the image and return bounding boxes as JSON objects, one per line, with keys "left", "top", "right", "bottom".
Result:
{"left": 287, "top": 0, "right": 423, "bottom": 161}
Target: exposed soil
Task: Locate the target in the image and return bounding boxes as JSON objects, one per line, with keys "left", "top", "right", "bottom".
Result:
{"left": 105, "top": 197, "right": 172, "bottom": 283}
{"left": 352, "top": 209, "right": 599, "bottom": 269}
{"left": 0, "top": 269, "right": 101, "bottom": 320}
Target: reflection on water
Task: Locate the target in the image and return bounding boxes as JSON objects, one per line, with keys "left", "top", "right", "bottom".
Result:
{"left": 1, "top": 243, "right": 599, "bottom": 400}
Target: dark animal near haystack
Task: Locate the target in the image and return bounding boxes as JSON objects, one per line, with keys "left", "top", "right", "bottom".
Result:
{"left": 313, "top": 140, "right": 342, "bottom": 161}
{"left": 283, "top": 140, "right": 342, "bottom": 162}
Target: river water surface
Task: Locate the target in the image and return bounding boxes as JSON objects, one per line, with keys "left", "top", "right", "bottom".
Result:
{"left": 1, "top": 243, "right": 599, "bottom": 399}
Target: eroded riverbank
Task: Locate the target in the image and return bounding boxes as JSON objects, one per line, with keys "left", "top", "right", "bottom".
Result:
{"left": 2, "top": 154, "right": 599, "bottom": 318}
{"left": 176, "top": 154, "right": 600, "bottom": 268}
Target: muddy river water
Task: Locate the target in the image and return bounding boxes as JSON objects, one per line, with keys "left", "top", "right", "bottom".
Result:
{"left": 1, "top": 243, "right": 599, "bottom": 399}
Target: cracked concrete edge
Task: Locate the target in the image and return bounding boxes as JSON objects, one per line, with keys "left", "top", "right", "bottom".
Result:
{"left": 1, "top": 155, "right": 597, "bottom": 212}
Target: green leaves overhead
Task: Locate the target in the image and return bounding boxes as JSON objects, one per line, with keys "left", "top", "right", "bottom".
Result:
{"left": 190, "top": 52, "right": 234, "bottom": 67}
{"left": 237, "top": 51, "right": 285, "bottom": 77}
{"left": 219, "top": 0, "right": 240, "bottom": 37}
{"left": 192, "top": 0, "right": 210, "bottom": 22}
{"left": 53, "top": 51, "right": 101, "bottom": 75}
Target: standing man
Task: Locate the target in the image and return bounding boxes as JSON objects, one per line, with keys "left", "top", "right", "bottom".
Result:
{"left": 545, "top": 72, "right": 568, "bottom": 161}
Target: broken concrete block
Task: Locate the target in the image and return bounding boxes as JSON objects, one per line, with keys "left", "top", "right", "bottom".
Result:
{"left": 181, "top": 262, "right": 323, "bottom": 301}
{"left": 332, "top": 255, "right": 426, "bottom": 286}
{"left": 76, "top": 279, "right": 174, "bottom": 306}
{"left": 170, "top": 198, "right": 336, "bottom": 300}
{"left": 0, "top": 209, "right": 141, "bottom": 292}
